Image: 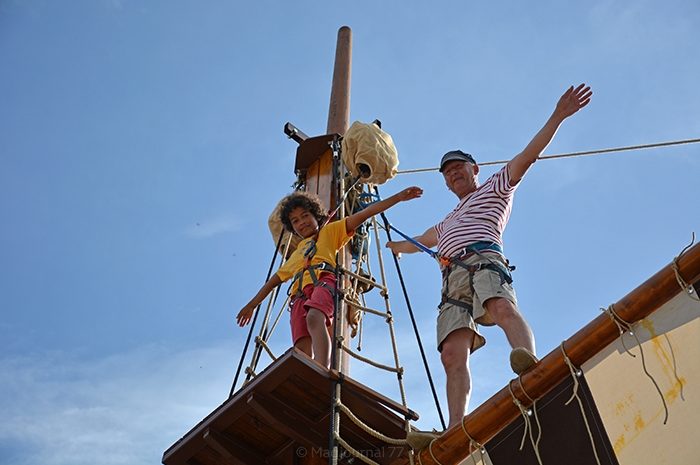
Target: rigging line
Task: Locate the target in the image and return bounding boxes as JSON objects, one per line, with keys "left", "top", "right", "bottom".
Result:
{"left": 378, "top": 194, "right": 447, "bottom": 431}
{"left": 248, "top": 232, "right": 295, "bottom": 380}
{"left": 396, "top": 137, "right": 700, "bottom": 175}
{"left": 229, "top": 227, "right": 285, "bottom": 397}
{"left": 388, "top": 223, "right": 439, "bottom": 259}
{"left": 361, "top": 192, "right": 439, "bottom": 260}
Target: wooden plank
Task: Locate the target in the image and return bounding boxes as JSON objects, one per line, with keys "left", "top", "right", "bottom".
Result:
{"left": 202, "top": 429, "right": 255, "bottom": 465}
{"left": 330, "top": 369, "right": 418, "bottom": 421}
{"left": 304, "top": 148, "right": 334, "bottom": 211}
{"left": 165, "top": 349, "right": 417, "bottom": 465}
{"left": 247, "top": 392, "right": 327, "bottom": 450}
{"left": 163, "top": 351, "right": 301, "bottom": 464}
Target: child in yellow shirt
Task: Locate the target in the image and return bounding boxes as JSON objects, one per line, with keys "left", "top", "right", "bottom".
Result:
{"left": 237, "top": 186, "right": 422, "bottom": 367}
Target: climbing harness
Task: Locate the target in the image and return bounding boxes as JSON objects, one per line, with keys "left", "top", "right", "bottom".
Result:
{"left": 285, "top": 176, "right": 366, "bottom": 301}
{"left": 289, "top": 260, "right": 337, "bottom": 297}
{"left": 372, "top": 192, "right": 516, "bottom": 319}
{"left": 438, "top": 244, "right": 514, "bottom": 317}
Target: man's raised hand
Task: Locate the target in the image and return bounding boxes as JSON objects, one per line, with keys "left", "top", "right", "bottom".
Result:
{"left": 556, "top": 83, "right": 593, "bottom": 119}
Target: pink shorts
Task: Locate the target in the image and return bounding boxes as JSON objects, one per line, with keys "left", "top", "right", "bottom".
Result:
{"left": 290, "top": 273, "right": 336, "bottom": 344}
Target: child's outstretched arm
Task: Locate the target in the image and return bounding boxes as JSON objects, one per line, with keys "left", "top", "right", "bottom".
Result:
{"left": 345, "top": 186, "right": 422, "bottom": 233}
{"left": 236, "top": 274, "right": 283, "bottom": 326}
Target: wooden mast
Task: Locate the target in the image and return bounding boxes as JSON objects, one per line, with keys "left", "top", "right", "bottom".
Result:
{"left": 297, "top": 26, "right": 352, "bottom": 465}
{"left": 326, "top": 26, "right": 352, "bottom": 136}
{"left": 303, "top": 26, "right": 351, "bottom": 203}
{"left": 303, "top": 26, "right": 353, "bottom": 375}
{"left": 304, "top": 26, "right": 351, "bottom": 205}
{"left": 410, "top": 243, "right": 700, "bottom": 465}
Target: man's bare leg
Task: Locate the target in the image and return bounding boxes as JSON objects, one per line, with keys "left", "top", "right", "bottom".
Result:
{"left": 484, "top": 297, "right": 537, "bottom": 373}
{"left": 484, "top": 297, "right": 535, "bottom": 353}
{"left": 440, "top": 328, "right": 475, "bottom": 428}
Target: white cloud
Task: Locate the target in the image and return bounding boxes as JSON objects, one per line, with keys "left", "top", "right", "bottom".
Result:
{"left": 105, "top": 0, "right": 125, "bottom": 9}
{"left": 0, "top": 318, "right": 532, "bottom": 465}
{"left": 0, "top": 343, "right": 236, "bottom": 465}
{"left": 183, "top": 214, "right": 243, "bottom": 238}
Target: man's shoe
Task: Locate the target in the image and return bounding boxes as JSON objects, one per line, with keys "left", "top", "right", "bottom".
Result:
{"left": 510, "top": 347, "right": 538, "bottom": 375}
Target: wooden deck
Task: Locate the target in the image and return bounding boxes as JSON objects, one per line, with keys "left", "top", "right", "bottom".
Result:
{"left": 163, "top": 349, "right": 418, "bottom": 465}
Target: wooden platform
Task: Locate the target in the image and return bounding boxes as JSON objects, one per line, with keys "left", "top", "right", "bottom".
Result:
{"left": 162, "top": 349, "right": 419, "bottom": 465}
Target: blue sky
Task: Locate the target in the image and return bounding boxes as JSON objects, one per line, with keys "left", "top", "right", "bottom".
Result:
{"left": 1, "top": 1, "right": 699, "bottom": 464}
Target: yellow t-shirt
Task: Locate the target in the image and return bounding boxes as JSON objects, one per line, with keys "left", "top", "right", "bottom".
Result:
{"left": 276, "top": 219, "right": 353, "bottom": 289}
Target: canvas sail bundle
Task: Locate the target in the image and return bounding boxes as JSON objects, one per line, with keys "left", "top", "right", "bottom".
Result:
{"left": 268, "top": 200, "right": 301, "bottom": 257}
{"left": 341, "top": 121, "right": 399, "bottom": 185}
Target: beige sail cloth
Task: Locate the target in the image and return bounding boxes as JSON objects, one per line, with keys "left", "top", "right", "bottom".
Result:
{"left": 341, "top": 121, "right": 399, "bottom": 185}
{"left": 268, "top": 200, "right": 301, "bottom": 258}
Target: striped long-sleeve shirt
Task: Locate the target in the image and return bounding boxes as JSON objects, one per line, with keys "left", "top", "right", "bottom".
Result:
{"left": 435, "top": 165, "right": 519, "bottom": 258}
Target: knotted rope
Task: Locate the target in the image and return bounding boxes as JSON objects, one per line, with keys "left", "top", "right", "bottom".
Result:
{"left": 460, "top": 419, "right": 486, "bottom": 465}
{"left": 603, "top": 304, "right": 669, "bottom": 424}
{"left": 672, "top": 233, "right": 700, "bottom": 302}
{"left": 508, "top": 380, "right": 543, "bottom": 465}
{"left": 560, "top": 342, "right": 602, "bottom": 465}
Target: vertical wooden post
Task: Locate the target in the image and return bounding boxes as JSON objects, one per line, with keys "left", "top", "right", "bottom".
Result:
{"left": 303, "top": 26, "right": 353, "bottom": 375}
{"left": 305, "top": 26, "right": 352, "bottom": 212}
{"left": 327, "top": 26, "right": 352, "bottom": 136}
{"left": 300, "top": 26, "right": 353, "bottom": 465}
{"left": 327, "top": 26, "right": 352, "bottom": 376}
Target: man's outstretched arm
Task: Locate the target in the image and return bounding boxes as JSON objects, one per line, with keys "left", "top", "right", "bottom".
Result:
{"left": 508, "top": 84, "right": 592, "bottom": 185}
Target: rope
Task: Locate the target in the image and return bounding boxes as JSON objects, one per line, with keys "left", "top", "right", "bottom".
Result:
{"left": 672, "top": 232, "right": 700, "bottom": 302}
{"left": 560, "top": 342, "right": 602, "bottom": 465}
{"left": 360, "top": 190, "right": 440, "bottom": 260}
{"left": 342, "top": 296, "right": 391, "bottom": 319}
{"left": 328, "top": 137, "right": 345, "bottom": 465}
{"left": 340, "top": 344, "right": 403, "bottom": 373}
{"left": 229, "top": 227, "right": 286, "bottom": 397}
{"left": 367, "top": 213, "right": 415, "bottom": 462}
{"left": 378, "top": 189, "right": 447, "bottom": 430}
{"left": 342, "top": 267, "right": 388, "bottom": 293}
{"left": 336, "top": 401, "right": 407, "bottom": 445}
{"left": 603, "top": 304, "right": 635, "bottom": 357}
{"left": 517, "top": 377, "right": 542, "bottom": 462}
{"left": 244, "top": 366, "right": 257, "bottom": 380}
{"left": 335, "top": 435, "right": 380, "bottom": 465}
{"left": 311, "top": 175, "right": 364, "bottom": 244}
{"left": 460, "top": 420, "right": 485, "bottom": 465}
{"left": 507, "top": 381, "right": 543, "bottom": 465}
{"left": 396, "top": 137, "right": 700, "bottom": 175}
{"left": 387, "top": 223, "right": 440, "bottom": 259}
{"left": 427, "top": 439, "right": 445, "bottom": 465}
{"left": 254, "top": 336, "right": 277, "bottom": 361}
{"left": 265, "top": 293, "right": 291, "bottom": 340}
{"left": 603, "top": 305, "right": 669, "bottom": 424}
{"left": 247, "top": 249, "right": 290, "bottom": 381}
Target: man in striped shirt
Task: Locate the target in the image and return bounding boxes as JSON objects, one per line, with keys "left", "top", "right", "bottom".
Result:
{"left": 387, "top": 84, "right": 592, "bottom": 428}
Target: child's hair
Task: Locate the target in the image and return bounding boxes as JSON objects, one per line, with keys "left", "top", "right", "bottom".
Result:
{"left": 279, "top": 191, "right": 328, "bottom": 233}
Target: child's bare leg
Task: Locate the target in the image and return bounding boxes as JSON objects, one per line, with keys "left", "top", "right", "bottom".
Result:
{"left": 294, "top": 336, "right": 312, "bottom": 357}
{"left": 306, "top": 308, "right": 330, "bottom": 368}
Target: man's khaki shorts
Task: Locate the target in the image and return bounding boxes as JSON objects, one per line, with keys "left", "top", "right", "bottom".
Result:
{"left": 436, "top": 252, "right": 518, "bottom": 353}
